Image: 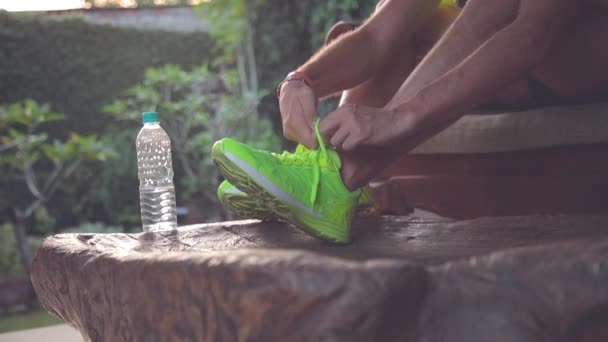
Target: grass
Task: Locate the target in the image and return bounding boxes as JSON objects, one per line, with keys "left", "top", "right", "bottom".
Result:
{"left": 0, "top": 308, "right": 63, "bottom": 333}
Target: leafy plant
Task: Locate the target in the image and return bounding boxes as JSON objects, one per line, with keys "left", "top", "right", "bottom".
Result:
{"left": 87, "top": 127, "right": 141, "bottom": 227}
{"left": 0, "top": 99, "right": 116, "bottom": 273}
{"left": 0, "top": 223, "right": 25, "bottom": 281}
{"left": 0, "top": 223, "right": 44, "bottom": 281}
{"left": 104, "top": 64, "right": 280, "bottom": 220}
{"left": 198, "top": 0, "right": 263, "bottom": 138}
{"left": 197, "top": 0, "right": 375, "bottom": 141}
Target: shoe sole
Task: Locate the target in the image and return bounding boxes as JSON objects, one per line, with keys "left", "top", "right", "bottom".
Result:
{"left": 220, "top": 191, "right": 277, "bottom": 221}
{"left": 212, "top": 143, "right": 350, "bottom": 243}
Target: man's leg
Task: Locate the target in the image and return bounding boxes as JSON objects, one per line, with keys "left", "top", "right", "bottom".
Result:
{"left": 386, "top": 0, "right": 521, "bottom": 107}
{"left": 337, "top": 4, "right": 459, "bottom": 108}
{"left": 530, "top": 5, "right": 608, "bottom": 102}
{"left": 469, "top": 3, "right": 608, "bottom": 107}
{"left": 338, "top": 0, "right": 523, "bottom": 190}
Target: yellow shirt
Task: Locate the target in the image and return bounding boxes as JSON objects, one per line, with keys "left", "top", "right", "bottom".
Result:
{"left": 440, "top": 0, "right": 461, "bottom": 8}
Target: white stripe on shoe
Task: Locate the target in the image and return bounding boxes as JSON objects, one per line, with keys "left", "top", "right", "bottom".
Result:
{"left": 225, "top": 151, "right": 323, "bottom": 219}
{"left": 223, "top": 186, "right": 246, "bottom": 195}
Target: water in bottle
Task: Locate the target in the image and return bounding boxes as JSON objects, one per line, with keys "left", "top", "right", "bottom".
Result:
{"left": 136, "top": 112, "right": 177, "bottom": 232}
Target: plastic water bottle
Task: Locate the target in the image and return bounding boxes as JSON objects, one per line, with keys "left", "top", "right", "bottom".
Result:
{"left": 136, "top": 112, "right": 177, "bottom": 232}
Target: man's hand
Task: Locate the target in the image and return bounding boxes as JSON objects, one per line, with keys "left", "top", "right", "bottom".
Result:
{"left": 278, "top": 81, "right": 319, "bottom": 149}
{"left": 320, "top": 103, "right": 413, "bottom": 151}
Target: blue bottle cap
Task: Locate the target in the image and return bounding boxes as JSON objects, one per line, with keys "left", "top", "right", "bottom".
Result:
{"left": 142, "top": 112, "right": 160, "bottom": 123}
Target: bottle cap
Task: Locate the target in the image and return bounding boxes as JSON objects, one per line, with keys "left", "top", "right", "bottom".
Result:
{"left": 142, "top": 112, "right": 160, "bottom": 123}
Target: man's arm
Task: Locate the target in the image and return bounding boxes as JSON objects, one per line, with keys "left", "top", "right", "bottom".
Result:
{"left": 278, "top": 0, "right": 440, "bottom": 148}
{"left": 386, "top": 0, "right": 520, "bottom": 106}
{"left": 392, "top": 0, "right": 578, "bottom": 140}
{"left": 298, "top": 0, "right": 440, "bottom": 97}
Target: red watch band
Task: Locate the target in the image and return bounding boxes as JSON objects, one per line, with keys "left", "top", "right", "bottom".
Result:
{"left": 289, "top": 71, "right": 316, "bottom": 92}
{"left": 276, "top": 70, "right": 317, "bottom": 98}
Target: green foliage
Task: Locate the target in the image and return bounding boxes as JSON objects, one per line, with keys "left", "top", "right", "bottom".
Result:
{"left": 0, "top": 11, "right": 214, "bottom": 136}
{"left": 104, "top": 64, "right": 280, "bottom": 219}
{"left": 0, "top": 223, "right": 42, "bottom": 281}
{"left": 0, "top": 99, "right": 115, "bottom": 271}
{"left": 199, "top": 0, "right": 372, "bottom": 58}
{"left": 0, "top": 224, "right": 23, "bottom": 280}
{"left": 250, "top": 0, "right": 374, "bottom": 73}
{"left": 31, "top": 208, "right": 56, "bottom": 235}
{"left": 88, "top": 128, "right": 141, "bottom": 227}
{"left": 0, "top": 1, "right": 375, "bottom": 229}
{"left": 197, "top": 0, "right": 376, "bottom": 134}
{"left": 309, "top": 0, "right": 362, "bottom": 48}
{"left": 198, "top": 0, "right": 248, "bottom": 54}
{"left": 0, "top": 11, "right": 215, "bottom": 228}
{"left": 0, "top": 99, "right": 115, "bottom": 228}
{"left": 0, "top": 100, "right": 115, "bottom": 177}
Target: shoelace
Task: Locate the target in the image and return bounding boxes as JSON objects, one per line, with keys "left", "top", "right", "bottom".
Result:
{"left": 311, "top": 119, "right": 329, "bottom": 206}
{"left": 270, "top": 119, "right": 329, "bottom": 206}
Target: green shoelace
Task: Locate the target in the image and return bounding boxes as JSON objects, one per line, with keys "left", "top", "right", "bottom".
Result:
{"left": 270, "top": 119, "right": 330, "bottom": 206}
{"left": 311, "top": 119, "right": 329, "bottom": 206}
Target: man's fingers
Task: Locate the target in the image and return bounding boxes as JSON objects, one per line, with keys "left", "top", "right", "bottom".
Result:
{"left": 299, "top": 127, "right": 318, "bottom": 149}
{"left": 304, "top": 113, "right": 319, "bottom": 149}
{"left": 306, "top": 132, "right": 320, "bottom": 149}
{"left": 342, "top": 135, "right": 359, "bottom": 151}
{"left": 319, "top": 111, "right": 341, "bottom": 141}
{"left": 329, "top": 127, "right": 349, "bottom": 150}
{"left": 282, "top": 114, "right": 317, "bottom": 148}
{"left": 290, "top": 115, "right": 317, "bottom": 149}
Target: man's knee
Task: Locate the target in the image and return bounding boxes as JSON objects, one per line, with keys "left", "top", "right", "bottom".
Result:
{"left": 324, "top": 0, "right": 389, "bottom": 46}
{"left": 324, "top": 21, "right": 360, "bottom": 46}
{"left": 376, "top": 0, "right": 388, "bottom": 11}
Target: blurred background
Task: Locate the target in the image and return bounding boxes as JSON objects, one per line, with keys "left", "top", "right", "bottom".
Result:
{"left": 0, "top": 0, "right": 376, "bottom": 336}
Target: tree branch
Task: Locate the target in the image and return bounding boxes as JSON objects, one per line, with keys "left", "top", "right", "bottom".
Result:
{"left": 46, "top": 158, "right": 81, "bottom": 199}
{"left": 12, "top": 209, "right": 33, "bottom": 273}
{"left": 245, "top": 21, "right": 258, "bottom": 94}
{"left": 23, "top": 161, "right": 43, "bottom": 200}
{"left": 24, "top": 158, "right": 81, "bottom": 218}
{"left": 0, "top": 139, "right": 23, "bottom": 152}
{"left": 42, "top": 160, "right": 63, "bottom": 196}
{"left": 176, "top": 149, "right": 197, "bottom": 182}
{"left": 23, "top": 199, "right": 44, "bottom": 219}
{"left": 236, "top": 46, "right": 248, "bottom": 95}
{"left": 245, "top": 20, "right": 260, "bottom": 138}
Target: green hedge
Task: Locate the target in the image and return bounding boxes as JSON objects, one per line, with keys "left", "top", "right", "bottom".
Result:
{"left": 0, "top": 11, "right": 215, "bottom": 135}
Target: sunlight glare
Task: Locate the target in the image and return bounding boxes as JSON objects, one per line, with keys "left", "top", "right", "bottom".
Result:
{"left": 0, "top": 0, "right": 84, "bottom": 12}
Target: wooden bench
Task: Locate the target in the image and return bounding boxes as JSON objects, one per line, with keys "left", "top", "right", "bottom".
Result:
{"left": 372, "top": 103, "right": 608, "bottom": 218}
{"left": 31, "top": 215, "right": 608, "bottom": 341}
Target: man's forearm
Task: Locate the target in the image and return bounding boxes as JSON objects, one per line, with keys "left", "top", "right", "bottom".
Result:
{"left": 298, "top": 28, "right": 378, "bottom": 98}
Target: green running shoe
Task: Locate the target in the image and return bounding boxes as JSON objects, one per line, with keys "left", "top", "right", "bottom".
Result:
{"left": 217, "top": 144, "right": 308, "bottom": 220}
{"left": 217, "top": 180, "right": 278, "bottom": 220}
{"left": 211, "top": 123, "right": 361, "bottom": 243}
